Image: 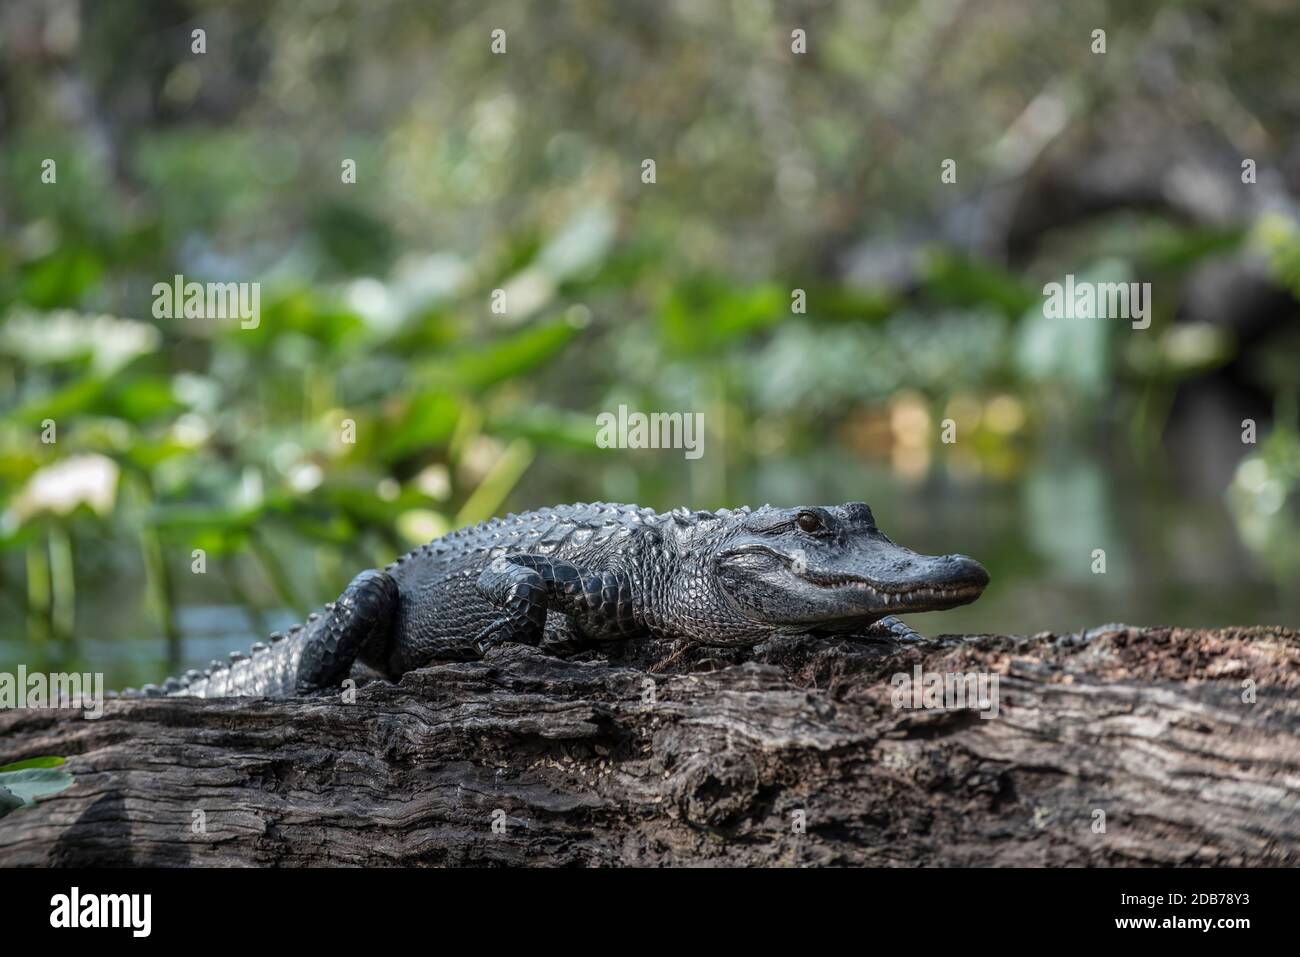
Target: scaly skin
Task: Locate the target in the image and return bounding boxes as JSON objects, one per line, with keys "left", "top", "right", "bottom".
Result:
{"left": 121, "top": 502, "right": 989, "bottom": 699}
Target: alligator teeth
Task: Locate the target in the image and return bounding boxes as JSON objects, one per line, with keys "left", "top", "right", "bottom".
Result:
{"left": 805, "top": 573, "right": 978, "bottom": 604}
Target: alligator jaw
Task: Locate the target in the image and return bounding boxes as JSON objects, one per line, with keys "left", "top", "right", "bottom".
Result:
{"left": 806, "top": 574, "right": 986, "bottom": 608}
{"left": 717, "top": 542, "right": 989, "bottom": 618}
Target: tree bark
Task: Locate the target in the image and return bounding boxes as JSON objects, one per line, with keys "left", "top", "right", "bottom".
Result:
{"left": 1, "top": 625, "right": 1297, "bottom": 866}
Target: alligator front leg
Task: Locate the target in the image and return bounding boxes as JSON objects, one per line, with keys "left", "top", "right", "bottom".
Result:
{"left": 473, "top": 554, "right": 637, "bottom": 654}
{"left": 295, "top": 569, "right": 400, "bottom": 693}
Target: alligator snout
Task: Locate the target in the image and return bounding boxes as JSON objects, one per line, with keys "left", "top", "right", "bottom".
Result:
{"left": 878, "top": 552, "right": 989, "bottom": 613}
{"left": 937, "top": 554, "right": 990, "bottom": 590}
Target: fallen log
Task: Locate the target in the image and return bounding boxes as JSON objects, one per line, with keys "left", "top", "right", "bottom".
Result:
{"left": 1, "top": 625, "right": 1297, "bottom": 866}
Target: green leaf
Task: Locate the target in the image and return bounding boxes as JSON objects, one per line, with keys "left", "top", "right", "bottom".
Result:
{"left": 415, "top": 321, "right": 578, "bottom": 392}
{"left": 10, "top": 375, "right": 107, "bottom": 426}
{"left": 106, "top": 375, "right": 184, "bottom": 422}
{"left": 311, "top": 203, "right": 395, "bottom": 275}
{"left": 802, "top": 285, "right": 898, "bottom": 323}
{"left": 0, "top": 756, "right": 66, "bottom": 773}
{"left": 21, "top": 247, "right": 105, "bottom": 308}
{"left": 489, "top": 406, "right": 601, "bottom": 451}
{"left": 658, "top": 278, "right": 786, "bottom": 355}
{"left": 226, "top": 289, "right": 367, "bottom": 351}
{"left": 922, "top": 250, "right": 1039, "bottom": 319}
{"left": 381, "top": 391, "right": 462, "bottom": 460}
{"left": 1140, "top": 225, "right": 1244, "bottom": 272}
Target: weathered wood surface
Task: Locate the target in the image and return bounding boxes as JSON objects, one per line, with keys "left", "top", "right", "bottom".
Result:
{"left": 1, "top": 625, "right": 1297, "bottom": 866}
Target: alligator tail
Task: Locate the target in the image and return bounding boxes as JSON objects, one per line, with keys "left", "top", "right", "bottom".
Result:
{"left": 115, "top": 607, "right": 331, "bottom": 700}
{"left": 117, "top": 569, "right": 400, "bottom": 700}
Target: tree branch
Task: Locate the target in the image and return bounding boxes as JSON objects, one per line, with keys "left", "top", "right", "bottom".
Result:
{"left": 1, "top": 626, "right": 1297, "bottom": 866}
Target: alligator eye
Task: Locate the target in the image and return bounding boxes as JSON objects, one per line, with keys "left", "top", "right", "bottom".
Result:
{"left": 796, "top": 511, "right": 824, "bottom": 533}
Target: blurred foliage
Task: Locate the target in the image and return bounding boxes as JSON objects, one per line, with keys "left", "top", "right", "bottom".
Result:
{"left": 1230, "top": 424, "right": 1300, "bottom": 582}
{"left": 0, "top": 0, "right": 1297, "bottom": 680}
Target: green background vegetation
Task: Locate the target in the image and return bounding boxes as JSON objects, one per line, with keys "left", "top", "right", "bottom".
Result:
{"left": 1, "top": 0, "right": 1297, "bottom": 687}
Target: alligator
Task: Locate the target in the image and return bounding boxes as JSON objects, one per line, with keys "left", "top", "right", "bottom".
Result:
{"left": 126, "top": 502, "right": 989, "bottom": 699}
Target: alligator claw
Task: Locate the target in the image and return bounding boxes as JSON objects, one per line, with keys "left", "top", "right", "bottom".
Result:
{"left": 472, "top": 623, "right": 506, "bottom": 656}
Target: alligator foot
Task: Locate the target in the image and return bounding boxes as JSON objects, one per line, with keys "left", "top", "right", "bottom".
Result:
{"left": 861, "top": 615, "right": 925, "bottom": 642}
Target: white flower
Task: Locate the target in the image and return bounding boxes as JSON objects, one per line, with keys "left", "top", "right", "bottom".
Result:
{"left": 5, "top": 454, "right": 120, "bottom": 530}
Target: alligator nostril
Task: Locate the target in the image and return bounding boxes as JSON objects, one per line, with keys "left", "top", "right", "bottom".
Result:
{"left": 946, "top": 555, "right": 990, "bottom": 587}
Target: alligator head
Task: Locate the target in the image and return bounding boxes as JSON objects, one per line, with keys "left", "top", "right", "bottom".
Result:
{"left": 704, "top": 502, "right": 988, "bottom": 639}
